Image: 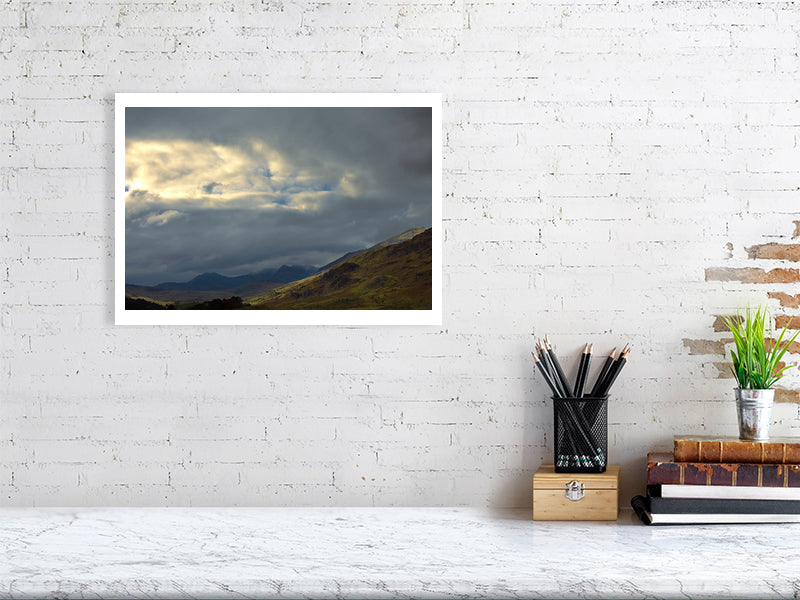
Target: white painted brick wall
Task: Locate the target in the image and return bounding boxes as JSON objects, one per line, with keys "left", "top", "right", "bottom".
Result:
{"left": 1, "top": 0, "right": 800, "bottom": 507}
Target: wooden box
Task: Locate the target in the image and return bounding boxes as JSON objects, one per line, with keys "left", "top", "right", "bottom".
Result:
{"left": 533, "top": 465, "right": 619, "bottom": 521}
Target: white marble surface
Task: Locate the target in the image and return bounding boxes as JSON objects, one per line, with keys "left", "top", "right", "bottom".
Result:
{"left": 0, "top": 507, "right": 799, "bottom": 599}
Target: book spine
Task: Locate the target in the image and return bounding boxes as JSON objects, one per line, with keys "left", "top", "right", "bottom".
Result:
{"left": 674, "top": 438, "right": 800, "bottom": 464}
{"left": 647, "top": 460, "right": 800, "bottom": 487}
{"left": 648, "top": 483, "right": 800, "bottom": 500}
{"left": 647, "top": 494, "right": 800, "bottom": 514}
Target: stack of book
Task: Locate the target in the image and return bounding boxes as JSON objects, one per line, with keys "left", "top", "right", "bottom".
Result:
{"left": 632, "top": 435, "right": 800, "bottom": 525}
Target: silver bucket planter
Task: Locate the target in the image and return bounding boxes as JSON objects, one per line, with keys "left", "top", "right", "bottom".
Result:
{"left": 735, "top": 388, "right": 775, "bottom": 441}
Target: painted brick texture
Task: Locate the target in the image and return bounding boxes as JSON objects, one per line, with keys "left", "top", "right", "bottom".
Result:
{"left": 1, "top": 0, "right": 800, "bottom": 507}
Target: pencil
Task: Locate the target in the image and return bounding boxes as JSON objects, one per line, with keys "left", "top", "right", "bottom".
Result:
{"left": 536, "top": 341, "right": 551, "bottom": 377}
{"left": 598, "top": 346, "right": 629, "bottom": 397}
{"left": 532, "top": 351, "right": 562, "bottom": 398}
{"left": 589, "top": 347, "right": 616, "bottom": 398}
{"left": 598, "top": 344, "right": 629, "bottom": 395}
{"left": 538, "top": 341, "right": 568, "bottom": 398}
{"left": 539, "top": 339, "right": 587, "bottom": 462}
{"left": 573, "top": 343, "right": 592, "bottom": 398}
{"left": 544, "top": 335, "right": 572, "bottom": 398}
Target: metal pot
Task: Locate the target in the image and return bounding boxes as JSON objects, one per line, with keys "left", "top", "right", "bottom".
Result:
{"left": 735, "top": 388, "right": 775, "bottom": 441}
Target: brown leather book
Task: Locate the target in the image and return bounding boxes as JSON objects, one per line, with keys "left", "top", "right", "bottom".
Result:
{"left": 674, "top": 435, "right": 800, "bottom": 464}
{"left": 647, "top": 452, "right": 800, "bottom": 486}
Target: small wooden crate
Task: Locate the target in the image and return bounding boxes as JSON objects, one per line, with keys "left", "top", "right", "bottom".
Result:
{"left": 533, "top": 465, "right": 619, "bottom": 521}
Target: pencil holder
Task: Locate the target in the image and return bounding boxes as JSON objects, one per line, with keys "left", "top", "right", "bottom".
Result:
{"left": 553, "top": 396, "right": 608, "bottom": 473}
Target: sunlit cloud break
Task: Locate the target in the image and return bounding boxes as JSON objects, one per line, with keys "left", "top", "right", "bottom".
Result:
{"left": 144, "top": 209, "right": 182, "bottom": 226}
{"left": 125, "top": 138, "right": 340, "bottom": 215}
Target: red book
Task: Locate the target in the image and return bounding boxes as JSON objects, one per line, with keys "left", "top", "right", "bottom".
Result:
{"left": 647, "top": 452, "right": 800, "bottom": 487}
{"left": 673, "top": 435, "right": 800, "bottom": 464}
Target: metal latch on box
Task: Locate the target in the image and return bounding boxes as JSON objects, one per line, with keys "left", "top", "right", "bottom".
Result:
{"left": 565, "top": 480, "right": 585, "bottom": 501}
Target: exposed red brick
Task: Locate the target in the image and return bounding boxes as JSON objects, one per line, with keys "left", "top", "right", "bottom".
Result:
{"left": 714, "top": 315, "right": 800, "bottom": 339}
{"left": 682, "top": 338, "right": 728, "bottom": 355}
{"left": 713, "top": 315, "right": 741, "bottom": 332}
{"left": 775, "top": 388, "right": 800, "bottom": 404}
{"left": 766, "top": 338, "right": 800, "bottom": 354}
{"left": 769, "top": 292, "right": 800, "bottom": 309}
{"left": 775, "top": 315, "right": 800, "bottom": 330}
{"left": 746, "top": 243, "right": 800, "bottom": 261}
{"left": 714, "top": 362, "right": 734, "bottom": 379}
{"left": 705, "top": 267, "right": 800, "bottom": 284}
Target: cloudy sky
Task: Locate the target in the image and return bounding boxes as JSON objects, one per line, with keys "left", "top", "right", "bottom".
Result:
{"left": 124, "top": 105, "right": 433, "bottom": 285}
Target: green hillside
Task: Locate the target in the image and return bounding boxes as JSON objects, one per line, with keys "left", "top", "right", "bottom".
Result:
{"left": 248, "top": 228, "right": 432, "bottom": 310}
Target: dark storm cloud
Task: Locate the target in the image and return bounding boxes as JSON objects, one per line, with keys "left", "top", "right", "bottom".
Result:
{"left": 124, "top": 105, "right": 433, "bottom": 285}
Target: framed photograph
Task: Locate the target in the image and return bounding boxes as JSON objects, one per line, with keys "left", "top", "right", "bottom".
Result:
{"left": 115, "top": 92, "right": 441, "bottom": 325}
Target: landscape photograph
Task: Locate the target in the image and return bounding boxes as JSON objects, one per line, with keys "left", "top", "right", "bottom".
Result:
{"left": 116, "top": 94, "right": 440, "bottom": 325}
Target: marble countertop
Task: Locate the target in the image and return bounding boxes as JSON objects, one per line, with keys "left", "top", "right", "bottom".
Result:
{"left": 0, "top": 506, "right": 798, "bottom": 599}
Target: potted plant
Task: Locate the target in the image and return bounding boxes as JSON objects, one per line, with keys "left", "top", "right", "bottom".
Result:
{"left": 724, "top": 306, "right": 799, "bottom": 441}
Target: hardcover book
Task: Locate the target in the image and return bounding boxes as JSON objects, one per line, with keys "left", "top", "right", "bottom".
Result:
{"left": 647, "top": 452, "right": 800, "bottom": 487}
{"left": 645, "top": 490, "right": 800, "bottom": 514}
{"left": 674, "top": 435, "right": 800, "bottom": 464}
{"left": 649, "top": 483, "right": 800, "bottom": 500}
{"left": 631, "top": 495, "right": 800, "bottom": 525}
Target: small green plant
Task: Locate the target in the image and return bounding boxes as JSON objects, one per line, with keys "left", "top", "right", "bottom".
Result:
{"left": 724, "top": 306, "right": 800, "bottom": 389}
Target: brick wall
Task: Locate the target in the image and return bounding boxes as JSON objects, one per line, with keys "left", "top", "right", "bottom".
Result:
{"left": 686, "top": 224, "right": 800, "bottom": 403}
{"left": 1, "top": 0, "right": 799, "bottom": 507}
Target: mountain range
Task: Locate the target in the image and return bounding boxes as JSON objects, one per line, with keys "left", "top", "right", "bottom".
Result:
{"left": 125, "top": 265, "right": 318, "bottom": 305}
{"left": 152, "top": 265, "right": 317, "bottom": 291}
{"left": 125, "top": 227, "right": 432, "bottom": 310}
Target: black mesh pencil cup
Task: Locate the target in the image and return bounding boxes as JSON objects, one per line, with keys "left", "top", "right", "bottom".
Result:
{"left": 553, "top": 396, "right": 608, "bottom": 473}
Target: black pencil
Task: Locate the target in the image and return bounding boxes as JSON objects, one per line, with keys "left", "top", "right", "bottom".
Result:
{"left": 538, "top": 341, "right": 567, "bottom": 397}
{"left": 589, "top": 347, "right": 616, "bottom": 398}
{"left": 572, "top": 343, "right": 587, "bottom": 397}
{"left": 532, "top": 351, "right": 562, "bottom": 398}
{"left": 544, "top": 335, "right": 572, "bottom": 397}
{"left": 536, "top": 346, "right": 586, "bottom": 463}
{"left": 598, "top": 346, "right": 629, "bottom": 397}
{"left": 537, "top": 340, "right": 586, "bottom": 463}
{"left": 597, "top": 343, "right": 629, "bottom": 395}
{"left": 536, "top": 341, "right": 552, "bottom": 378}
{"left": 573, "top": 343, "right": 591, "bottom": 398}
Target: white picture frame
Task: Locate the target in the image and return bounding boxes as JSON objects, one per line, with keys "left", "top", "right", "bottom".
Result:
{"left": 115, "top": 92, "right": 442, "bottom": 326}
